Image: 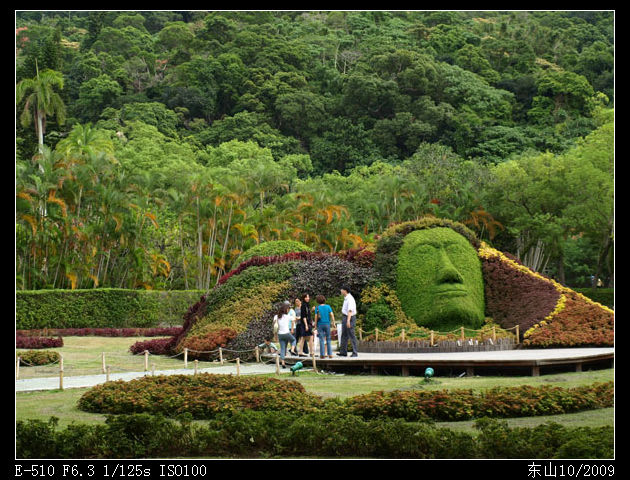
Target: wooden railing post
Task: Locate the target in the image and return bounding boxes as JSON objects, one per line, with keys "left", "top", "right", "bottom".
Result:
{"left": 16, "top": 356, "right": 20, "bottom": 380}
{"left": 184, "top": 348, "right": 188, "bottom": 368}
{"left": 401, "top": 328, "right": 405, "bottom": 341}
{"left": 106, "top": 365, "right": 111, "bottom": 382}
{"left": 194, "top": 359, "right": 198, "bottom": 375}
{"left": 101, "top": 352, "right": 106, "bottom": 373}
{"left": 236, "top": 358, "right": 241, "bottom": 376}
{"left": 515, "top": 325, "right": 520, "bottom": 344}
{"left": 375, "top": 328, "right": 379, "bottom": 342}
{"left": 255, "top": 346, "right": 260, "bottom": 363}
{"left": 430, "top": 331, "right": 434, "bottom": 346}
{"left": 461, "top": 326, "right": 465, "bottom": 343}
{"left": 59, "top": 355, "right": 64, "bottom": 391}
{"left": 219, "top": 347, "right": 224, "bottom": 365}
{"left": 144, "top": 350, "right": 149, "bottom": 372}
{"left": 492, "top": 326, "right": 497, "bottom": 342}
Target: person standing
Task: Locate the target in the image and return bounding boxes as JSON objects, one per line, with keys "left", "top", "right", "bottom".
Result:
{"left": 286, "top": 300, "right": 298, "bottom": 355}
{"left": 314, "top": 294, "right": 335, "bottom": 358}
{"left": 275, "top": 303, "right": 296, "bottom": 369}
{"left": 297, "top": 293, "right": 312, "bottom": 356}
{"left": 337, "top": 286, "right": 358, "bottom": 357}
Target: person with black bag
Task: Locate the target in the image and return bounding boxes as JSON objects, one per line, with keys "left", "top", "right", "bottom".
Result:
{"left": 297, "top": 293, "right": 312, "bottom": 356}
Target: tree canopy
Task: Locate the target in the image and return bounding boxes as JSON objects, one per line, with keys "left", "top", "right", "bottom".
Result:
{"left": 16, "top": 11, "right": 614, "bottom": 290}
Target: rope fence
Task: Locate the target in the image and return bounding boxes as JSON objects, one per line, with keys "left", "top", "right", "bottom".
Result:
{"left": 17, "top": 323, "right": 521, "bottom": 388}
{"left": 356, "top": 324, "right": 520, "bottom": 345}
{"left": 16, "top": 342, "right": 322, "bottom": 389}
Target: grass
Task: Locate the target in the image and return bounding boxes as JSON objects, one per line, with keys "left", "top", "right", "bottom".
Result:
{"left": 17, "top": 336, "right": 191, "bottom": 378}
{"left": 16, "top": 336, "right": 615, "bottom": 433}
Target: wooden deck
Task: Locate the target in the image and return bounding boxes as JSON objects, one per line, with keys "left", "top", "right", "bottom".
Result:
{"left": 282, "top": 347, "right": 614, "bottom": 377}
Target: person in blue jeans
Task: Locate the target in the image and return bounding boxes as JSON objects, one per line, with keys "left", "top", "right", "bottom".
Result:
{"left": 314, "top": 294, "right": 336, "bottom": 358}
{"left": 275, "top": 303, "right": 296, "bottom": 368}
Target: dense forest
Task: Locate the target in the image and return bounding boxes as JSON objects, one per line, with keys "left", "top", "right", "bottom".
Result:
{"left": 15, "top": 11, "right": 614, "bottom": 291}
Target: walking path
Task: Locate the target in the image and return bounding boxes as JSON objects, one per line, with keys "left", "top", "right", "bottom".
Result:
{"left": 15, "top": 363, "right": 280, "bottom": 392}
{"left": 16, "top": 348, "right": 614, "bottom": 391}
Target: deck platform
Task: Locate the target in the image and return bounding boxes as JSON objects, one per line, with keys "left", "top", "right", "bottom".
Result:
{"left": 282, "top": 347, "right": 614, "bottom": 377}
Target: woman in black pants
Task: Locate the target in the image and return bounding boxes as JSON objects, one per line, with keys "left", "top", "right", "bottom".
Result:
{"left": 297, "top": 293, "right": 312, "bottom": 356}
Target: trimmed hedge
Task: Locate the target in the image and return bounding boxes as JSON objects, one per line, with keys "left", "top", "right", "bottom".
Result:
{"left": 16, "top": 413, "right": 614, "bottom": 458}
{"left": 78, "top": 374, "right": 324, "bottom": 418}
{"left": 346, "top": 382, "right": 614, "bottom": 422}
{"left": 16, "top": 289, "right": 205, "bottom": 330}
{"left": 16, "top": 333, "right": 64, "bottom": 349}
{"left": 77, "top": 373, "right": 613, "bottom": 424}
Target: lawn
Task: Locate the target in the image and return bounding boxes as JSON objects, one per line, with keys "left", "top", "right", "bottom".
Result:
{"left": 16, "top": 336, "right": 614, "bottom": 433}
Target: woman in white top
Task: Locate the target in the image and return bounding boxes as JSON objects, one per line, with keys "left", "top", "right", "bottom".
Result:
{"left": 274, "top": 303, "right": 297, "bottom": 368}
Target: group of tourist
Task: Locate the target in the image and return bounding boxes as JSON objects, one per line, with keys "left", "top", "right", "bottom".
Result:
{"left": 261, "top": 287, "right": 358, "bottom": 369}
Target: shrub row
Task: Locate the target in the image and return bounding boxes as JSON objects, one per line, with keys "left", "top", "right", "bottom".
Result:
{"left": 16, "top": 334, "right": 63, "bottom": 349}
{"left": 16, "top": 289, "right": 205, "bottom": 330}
{"left": 346, "top": 382, "right": 614, "bottom": 422}
{"left": 16, "top": 412, "right": 614, "bottom": 459}
{"left": 77, "top": 374, "right": 613, "bottom": 423}
{"left": 17, "top": 327, "right": 183, "bottom": 338}
{"left": 78, "top": 374, "right": 323, "bottom": 418}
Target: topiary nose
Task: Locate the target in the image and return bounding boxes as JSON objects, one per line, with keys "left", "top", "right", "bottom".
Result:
{"left": 436, "top": 248, "right": 464, "bottom": 284}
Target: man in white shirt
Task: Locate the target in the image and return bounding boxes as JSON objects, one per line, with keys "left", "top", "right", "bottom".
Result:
{"left": 337, "top": 286, "right": 358, "bottom": 357}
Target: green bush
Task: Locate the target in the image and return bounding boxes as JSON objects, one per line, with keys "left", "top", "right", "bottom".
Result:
{"left": 17, "top": 350, "right": 61, "bottom": 366}
{"left": 16, "top": 413, "right": 614, "bottom": 459}
{"left": 16, "top": 289, "right": 205, "bottom": 330}
{"left": 364, "top": 302, "right": 395, "bottom": 331}
{"left": 234, "top": 240, "right": 312, "bottom": 267}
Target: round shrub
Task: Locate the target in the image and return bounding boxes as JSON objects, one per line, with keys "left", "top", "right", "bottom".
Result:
{"left": 17, "top": 350, "right": 61, "bottom": 366}
{"left": 234, "top": 240, "right": 312, "bottom": 267}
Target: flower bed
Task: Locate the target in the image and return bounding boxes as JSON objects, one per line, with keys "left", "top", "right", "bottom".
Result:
{"left": 479, "top": 242, "right": 614, "bottom": 348}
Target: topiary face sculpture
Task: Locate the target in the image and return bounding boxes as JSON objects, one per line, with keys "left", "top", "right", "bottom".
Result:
{"left": 396, "top": 227, "right": 485, "bottom": 330}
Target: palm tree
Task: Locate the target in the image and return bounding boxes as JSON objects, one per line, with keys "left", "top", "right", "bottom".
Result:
{"left": 16, "top": 63, "right": 66, "bottom": 154}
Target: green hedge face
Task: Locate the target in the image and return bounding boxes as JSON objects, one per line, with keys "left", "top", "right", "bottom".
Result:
{"left": 396, "top": 227, "right": 484, "bottom": 330}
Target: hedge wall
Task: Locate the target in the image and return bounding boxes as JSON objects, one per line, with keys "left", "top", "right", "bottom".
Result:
{"left": 15, "top": 289, "right": 205, "bottom": 330}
